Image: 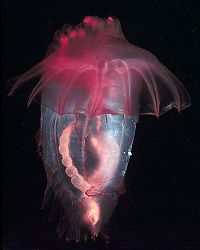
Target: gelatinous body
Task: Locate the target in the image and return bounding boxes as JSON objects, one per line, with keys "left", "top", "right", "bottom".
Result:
{"left": 9, "top": 16, "right": 191, "bottom": 241}
{"left": 41, "top": 107, "right": 137, "bottom": 239}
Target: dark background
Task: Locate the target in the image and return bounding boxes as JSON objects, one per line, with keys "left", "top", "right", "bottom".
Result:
{"left": 1, "top": 0, "right": 200, "bottom": 249}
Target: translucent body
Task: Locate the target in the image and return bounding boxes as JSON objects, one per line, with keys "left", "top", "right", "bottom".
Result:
{"left": 9, "top": 16, "right": 191, "bottom": 241}
{"left": 40, "top": 106, "right": 137, "bottom": 239}
{"left": 10, "top": 16, "right": 191, "bottom": 117}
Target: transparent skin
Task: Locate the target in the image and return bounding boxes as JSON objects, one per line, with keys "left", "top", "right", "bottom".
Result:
{"left": 10, "top": 16, "right": 190, "bottom": 117}
{"left": 40, "top": 105, "right": 138, "bottom": 239}
{"left": 9, "top": 16, "right": 191, "bottom": 241}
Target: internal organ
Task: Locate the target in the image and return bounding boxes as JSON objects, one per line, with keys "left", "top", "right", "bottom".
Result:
{"left": 59, "top": 121, "right": 124, "bottom": 195}
{"left": 41, "top": 106, "right": 138, "bottom": 236}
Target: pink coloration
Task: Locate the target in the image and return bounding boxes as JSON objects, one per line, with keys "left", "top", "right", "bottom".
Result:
{"left": 9, "top": 16, "right": 191, "bottom": 242}
{"left": 59, "top": 124, "right": 120, "bottom": 194}
{"left": 83, "top": 199, "right": 100, "bottom": 226}
{"left": 57, "top": 117, "right": 124, "bottom": 236}
{"left": 96, "top": 115, "right": 101, "bottom": 131}
{"left": 107, "top": 17, "right": 114, "bottom": 23}
{"left": 59, "top": 35, "right": 68, "bottom": 46}
{"left": 9, "top": 16, "right": 190, "bottom": 117}
{"left": 83, "top": 16, "right": 101, "bottom": 29}
{"left": 83, "top": 16, "right": 92, "bottom": 24}
{"left": 87, "top": 133, "right": 120, "bottom": 189}
{"left": 69, "top": 30, "right": 77, "bottom": 39}
{"left": 59, "top": 124, "right": 91, "bottom": 194}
